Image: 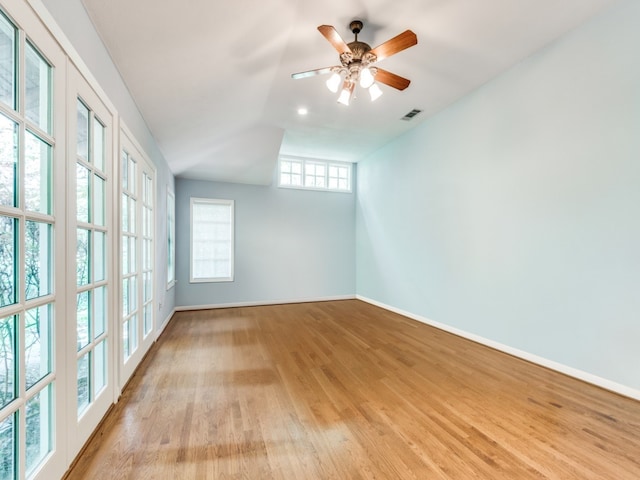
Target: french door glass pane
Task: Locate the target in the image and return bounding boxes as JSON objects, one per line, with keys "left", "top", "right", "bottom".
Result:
{"left": 122, "top": 320, "right": 129, "bottom": 359}
{"left": 143, "top": 272, "right": 151, "bottom": 302}
{"left": 94, "top": 340, "right": 106, "bottom": 395}
{"left": 0, "top": 413, "right": 15, "bottom": 480}
{"left": 129, "top": 237, "right": 136, "bottom": 275}
{"left": 0, "top": 114, "right": 17, "bottom": 208}
{"left": 76, "top": 100, "right": 89, "bottom": 161}
{"left": 77, "top": 353, "right": 90, "bottom": 415}
{"left": 25, "top": 304, "right": 52, "bottom": 389}
{"left": 25, "top": 221, "right": 52, "bottom": 300}
{"left": 76, "top": 228, "right": 90, "bottom": 286}
{"left": 122, "top": 278, "right": 129, "bottom": 316}
{"left": 0, "top": 315, "right": 15, "bottom": 408}
{"left": 122, "top": 235, "right": 129, "bottom": 275}
{"left": 93, "top": 175, "right": 105, "bottom": 226}
{"left": 0, "top": 13, "right": 15, "bottom": 110}
{"left": 24, "top": 131, "right": 52, "bottom": 215}
{"left": 94, "top": 286, "right": 106, "bottom": 338}
{"left": 93, "top": 118, "right": 105, "bottom": 172}
{"left": 76, "top": 291, "right": 89, "bottom": 350}
{"left": 76, "top": 163, "right": 90, "bottom": 223}
{"left": 130, "top": 314, "right": 138, "bottom": 351}
{"left": 143, "top": 304, "right": 152, "bottom": 336}
{"left": 25, "top": 383, "right": 52, "bottom": 475}
{"left": 25, "top": 43, "right": 51, "bottom": 134}
{"left": 121, "top": 194, "right": 128, "bottom": 232}
{"left": 0, "top": 215, "right": 16, "bottom": 308}
{"left": 121, "top": 152, "right": 128, "bottom": 191}
{"left": 93, "top": 231, "right": 105, "bottom": 282}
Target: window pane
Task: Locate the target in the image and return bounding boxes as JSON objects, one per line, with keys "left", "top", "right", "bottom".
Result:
{"left": 122, "top": 277, "right": 129, "bottom": 316}
{"left": 94, "top": 230, "right": 105, "bottom": 282}
{"left": 129, "top": 276, "right": 137, "bottom": 312}
{"left": 76, "top": 100, "right": 89, "bottom": 161}
{"left": 76, "top": 163, "right": 90, "bottom": 223}
{"left": 0, "top": 113, "right": 18, "bottom": 208}
{"left": 94, "top": 340, "right": 106, "bottom": 395}
{"left": 76, "top": 291, "right": 89, "bottom": 350}
{"left": 0, "top": 316, "right": 16, "bottom": 408}
{"left": 93, "top": 175, "right": 105, "bottom": 226}
{"left": 94, "top": 285, "right": 106, "bottom": 338}
{"left": 25, "top": 131, "right": 52, "bottom": 214}
{"left": 93, "top": 118, "right": 105, "bottom": 172}
{"left": 121, "top": 194, "right": 128, "bottom": 232}
{"left": 25, "top": 305, "right": 52, "bottom": 389}
{"left": 192, "top": 200, "right": 234, "bottom": 281}
{"left": 130, "top": 314, "right": 138, "bottom": 352}
{"left": 25, "top": 221, "right": 52, "bottom": 300}
{"left": 0, "top": 215, "right": 16, "bottom": 308}
{"left": 122, "top": 235, "right": 129, "bottom": 275}
{"left": 26, "top": 383, "right": 52, "bottom": 475}
{"left": 77, "top": 352, "right": 90, "bottom": 415}
{"left": 143, "top": 304, "right": 152, "bottom": 336}
{"left": 0, "top": 14, "right": 15, "bottom": 109}
{"left": 122, "top": 320, "right": 129, "bottom": 359}
{"left": 25, "top": 43, "right": 51, "bottom": 133}
{"left": 143, "top": 271, "right": 151, "bottom": 302}
{"left": 76, "top": 228, "right": 90, "bottom": 286}
{"left": 129, "top": 237, "right": 136, "bottom": 276}
{"left": 0, "top": 413, "right": 15, "bottom": 480}
{"left": 121, "top": 152, "right": 128, "bottom": 191}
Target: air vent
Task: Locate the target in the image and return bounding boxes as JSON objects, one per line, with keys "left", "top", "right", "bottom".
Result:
{"left": 401, "top": 109, "right": 422, "bottom": 121}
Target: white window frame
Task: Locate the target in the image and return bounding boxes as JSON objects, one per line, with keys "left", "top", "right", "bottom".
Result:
{"left": 166, "top": 188, "right": 175, "bottom": 289}
{"left": 190, "top": 198, "right": 235, "bottom": 283}
{"left": 278, "top": 156, "right": 352, "bottom": 193}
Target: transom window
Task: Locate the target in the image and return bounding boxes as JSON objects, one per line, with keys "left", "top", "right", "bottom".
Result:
{"left": 278, "top": 156, "right": 352, "bottom": 192}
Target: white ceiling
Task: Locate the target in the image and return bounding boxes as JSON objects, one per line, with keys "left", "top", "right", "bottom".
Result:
{"left": 80, "top": 0, "right": 618, "bottom": 185}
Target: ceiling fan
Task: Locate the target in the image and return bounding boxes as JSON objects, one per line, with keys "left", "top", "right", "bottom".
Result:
{"left": 292, "top": 20, "right": 418, "bottom": 105}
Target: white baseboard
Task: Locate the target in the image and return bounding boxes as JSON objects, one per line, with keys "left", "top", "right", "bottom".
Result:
{"left": 356, "top": 295, "right": 640, "bottom": 402}
{"left": 175, "top": 294, "right": 357, "bottom": 312}
{"left": 155, "top": 308, "right": 176, "bottom": 340}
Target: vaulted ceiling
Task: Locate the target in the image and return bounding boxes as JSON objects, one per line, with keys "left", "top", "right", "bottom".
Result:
{"left": 80, "top": 0, "right": 617, "bottom": 185}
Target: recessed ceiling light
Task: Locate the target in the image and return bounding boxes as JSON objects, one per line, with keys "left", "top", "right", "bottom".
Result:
{"left": 297, "top": 107, "right": 308, "bottom": 115}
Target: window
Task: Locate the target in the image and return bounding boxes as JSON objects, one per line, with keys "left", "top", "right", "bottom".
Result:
{"left": 190, "top": 198, "right": 234, "bottom": 283}
{"left": 0, "top": 10, "right": 58, "bottom": 478}
{"left": 278, "top": 156, "right": 352, "bottom": 192}
{"left": 167, "top": 189, "right": 175, "bottom": 289}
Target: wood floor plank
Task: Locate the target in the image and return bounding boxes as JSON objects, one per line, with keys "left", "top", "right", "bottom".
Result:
{"left": 65, "top": 300, "right": 640, "bottom": 479}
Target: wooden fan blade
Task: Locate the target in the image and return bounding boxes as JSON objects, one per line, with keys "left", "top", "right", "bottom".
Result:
{"left": 375, "top": 68, "right": 411, "bottom": 90}
{"left": 291, "top": 67, "right": 335, "bottom": 80}
{"left": 318, "top": 25, "right": 352, "bottom": 54}
{"left": 370, "top": 30, "right": 417, "bottom": 62}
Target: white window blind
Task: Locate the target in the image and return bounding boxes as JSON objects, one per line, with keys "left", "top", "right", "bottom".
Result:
{"left": 190, "top": 198, "right": 234, "bottom": 282}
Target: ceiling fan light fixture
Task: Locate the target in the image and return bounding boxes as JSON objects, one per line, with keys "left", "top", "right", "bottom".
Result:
{"left": 337, "top": 80, "right": 355, "bottom": 106}
{"left": 369, "top": 83, "right": 383, "bottom": 101}
{"left": 359, "top": 67, "right": 375, "bottom": 89}
{"left": 326, "top": 72, "right": 342, "bottom": 93}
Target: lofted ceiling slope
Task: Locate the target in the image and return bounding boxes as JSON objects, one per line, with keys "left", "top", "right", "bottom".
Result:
{"left": 79, "top": 0, "right": 618, "bottom": 185}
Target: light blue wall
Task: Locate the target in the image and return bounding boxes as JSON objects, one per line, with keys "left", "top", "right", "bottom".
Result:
{"left": 41, "top": 0, "right": 176, "bottom": 325}
{"left": 176, "top": 177, "right": 356, "bottom": 307}
{"left": 356, "top": 0, "right": 640, "bottom": 389}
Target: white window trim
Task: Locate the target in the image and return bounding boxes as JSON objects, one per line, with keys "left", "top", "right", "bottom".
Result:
{"left": 278, "top": 156, "right": 353, "bottom": 193}
{"left": 190, "top": 197, "right": 235, "bottom": 283}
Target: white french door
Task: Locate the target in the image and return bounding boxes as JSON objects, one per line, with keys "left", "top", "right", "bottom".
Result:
{"left": 119, "top": 128, "right": 155, "bottom": 388}
{"left": 0, "top": 1, "right": 66, "bottom": 479}
{"left": 66, "top": 64, "right": 115, "bottom": 459}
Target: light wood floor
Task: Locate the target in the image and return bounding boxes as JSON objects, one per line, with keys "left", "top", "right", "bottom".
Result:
{"left": 65, "top": 300, "right": 640, "bottom": 479}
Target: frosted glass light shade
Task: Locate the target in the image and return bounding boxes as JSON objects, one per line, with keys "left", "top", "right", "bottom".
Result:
{"left": 359, "top": 67, "right": 374, "bottom": 88}
{"left": 369, "top": 83, "right": 383, "bottom": 101}
{"left": 326, "top": 73, "right": 341, "bottom": 93}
